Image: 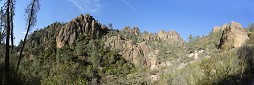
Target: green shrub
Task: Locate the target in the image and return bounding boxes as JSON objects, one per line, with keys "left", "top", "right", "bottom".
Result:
{"left": 159, "top": 49, "right": 250, "bottom": 85}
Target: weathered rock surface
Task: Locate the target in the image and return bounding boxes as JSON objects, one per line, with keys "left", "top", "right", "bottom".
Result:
{"left": 56, "top": 14, "right": 108, "bottom": 48}
{"left": 213, "top": 26, "right": 221, "bottom": 32}
{"left": 52, "top": 14, "right": 185, "bottom": 69}
{"left": 213, "top": 24, "right": 229, "bottom": 33}
{"left": 157, "top": 30, "right": 185, "bottom": 46}
{"left": 219, "top": 21, "right": 249, "bottom": 50}
{"left": 142, "top": 32, "right": 159, "bottom": 41}
{"left": 121, "top": 26, "right": 140, "bottom": 36}
{"left": 27, "top": 22, "right": 63, "bottom": 49}
{"left": 104, "top": 34, "right": 158, "bottom": 69}
{"left": 104, "top": 27, "right": 185, "bottom": 69}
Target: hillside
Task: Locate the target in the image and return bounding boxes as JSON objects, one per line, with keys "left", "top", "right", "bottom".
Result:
{"left": 1, "top": 14, "right": 254, "bottom": 84}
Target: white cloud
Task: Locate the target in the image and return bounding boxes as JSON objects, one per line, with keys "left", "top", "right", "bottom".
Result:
{"left": 120, "top": 0, "right": 138, "bottom": 12}
{"left": 67, "top": 0, "right": 101, "bottom": 13}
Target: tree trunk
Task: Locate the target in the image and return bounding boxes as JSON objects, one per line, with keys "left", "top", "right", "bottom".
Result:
{"left": 10, "top": 3, "right": 14, "bottom": 52}
{"left": 5, "top": 0, "right": 11, "bottom": 84}
{"left": 16, "top": 0, "right": 36, "bottom": 72}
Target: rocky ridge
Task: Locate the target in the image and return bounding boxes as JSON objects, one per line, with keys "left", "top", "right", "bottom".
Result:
{"left": 104, "top": 27, "right": 159, "bottom": 69}
{"left": 49, "top": 14, "right": 250, "bottom": 69}
{"left": 56, "top": 14, "right": 108, "bottom": 48}
{"left": 104, "top": 26, "right": 185, "bottom": 69}
{"left": 157, "top": 30, "right": 185, "bottom": 46}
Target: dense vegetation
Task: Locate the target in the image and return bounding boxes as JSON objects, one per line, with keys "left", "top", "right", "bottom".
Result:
{"left": 1, "top": 23, "right": 137, "bottom": 84}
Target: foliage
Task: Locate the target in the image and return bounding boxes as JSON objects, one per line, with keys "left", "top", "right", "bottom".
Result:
{"left": 248, "top": 23, "right": 254, "bottom": 32}
{"left": 188, "top": 30, "right": 223, "bottom": 52}
{"left": 12, "top": 27, "right": 136, "bottom": 84}
{"left": 158, "top": 49, "right": 253, "bottom": 85}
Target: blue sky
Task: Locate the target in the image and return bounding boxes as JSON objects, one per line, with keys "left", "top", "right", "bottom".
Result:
{"left": 7, "top": 0, "right": 254, "bottom": 45}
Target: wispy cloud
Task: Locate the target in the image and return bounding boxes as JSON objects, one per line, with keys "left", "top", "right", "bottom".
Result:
{"left": 120, "top": 0, "right": 138, "bottom": 12}
{"left": 67, "top": 0, "right": 101, "bottom": 13}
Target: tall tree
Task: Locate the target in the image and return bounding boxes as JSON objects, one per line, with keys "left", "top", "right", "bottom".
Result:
{"left": 16, "top": 0, "right": 40, "bottom": 72}
{"left": 10, "top": 0, "right": 15, "bottom": 51}
{"left": 4, "top": 0, "right": 11, "bottom": 84}
{"left": 0, "top": 7, "right": 4, "bottom": 43}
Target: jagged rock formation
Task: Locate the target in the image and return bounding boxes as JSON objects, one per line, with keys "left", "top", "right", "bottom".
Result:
{"left": 157, "top": 30, "right": 185, "bottom": 46}
{"left": 104, "top": 30, "right": 158, "bottom": 69}
{"left": 28, "top": 14, "right": 183, "bottom": 70}
{"left": 218, "top": 21, "right": 249, "bottom": 50}
{"left": 104, "top": 27, "right": 185, "bottom": 69}
{"left": 142, "top": 32, "right": 159, "bottom": 41}
{"left": 56, "top": 14, "right": 108, "bottom": 48}
{"left": 213, "top": 24, "right": 228, "bottom": 33}
{"left": 122, "top": 26, "right": 140, "bottom": 36}
{"left": 213, "top": 26, "right": 220, "bottom": 32}
{"left": 26, "top": 22, "right": 64, "bottom": 49}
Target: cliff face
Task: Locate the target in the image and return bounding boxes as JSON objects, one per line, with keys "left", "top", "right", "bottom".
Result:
{"left": 218, "top": 21, "right": 249, "bottom": 50}
{"left": 157, "top": 30, "right": 185, "bottom": 46}
{"left": 56, "top": 14, "right": 108, "bottom": 48}
{"left": 104, "top": 26, "right": 185, "bottom": 69}
{"left": 25, "top": 22, "right": 64, "bottom": 50}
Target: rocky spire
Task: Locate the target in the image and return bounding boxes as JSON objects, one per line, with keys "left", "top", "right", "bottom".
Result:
{"left": 56, "top": 14, "right": 109, "bottom": 48}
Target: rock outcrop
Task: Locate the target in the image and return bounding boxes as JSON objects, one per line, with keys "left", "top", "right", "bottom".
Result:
{"left": 218, "top": 21, "right": 249, "bottom": 50}
{"left": 27, "top": 22, "right": 64, "bottom": 49}
{"left": 142, "top": 32, "right": 159, "bottom": 41}
{"left": 56, "top": 14, "right": 108, "bottom": 48}
{"left": 104, "top": 34, "right": 158, "bottom": 69}
{"left": 213, "top": 26, "right": 220, "bottom": 32}
{"left": 54, "top": 14, "right": 185, "bottom": 69}
{"left": 121, "top": 26, "right": 140, "bottom": 36}
{"left": 157, "top": 30, "right": 185, "bottom": 46}
{"left": 212, "top": 24, "right": 229, "bottom": 33}
{"left": 104, "top": 27, "right": 185, "bottom": 69}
